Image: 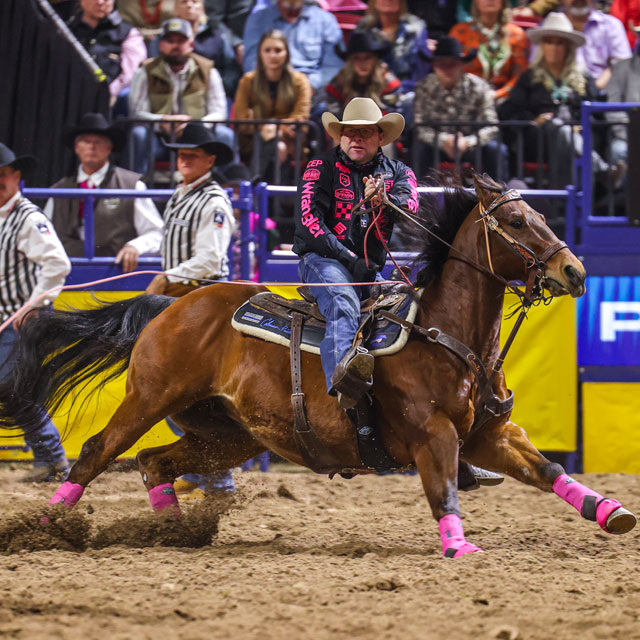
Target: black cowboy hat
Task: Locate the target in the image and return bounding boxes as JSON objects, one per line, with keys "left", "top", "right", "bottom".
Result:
{"left": 335, "top": 30, "right": 391, "bottom": 61}
{"left": 162, "top": 123, "right": 234, "bottom": 166}
{"left": 62, "top": 112, "right": 127, "bottom": 152}
{"left": 419, "top": 36, "right": 477, "bottom": 63}
{"left": 0, "top": 143, "right": 37, "bottom": 175}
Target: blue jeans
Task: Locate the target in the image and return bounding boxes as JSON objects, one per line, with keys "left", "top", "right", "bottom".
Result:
{"left": 127, "top": 123, "right": 236, "bottom": 175}
{"left": 0, "top": 326, "right": 66, "bottom": 466}
{"left": 298, "top": 253, "right": 371, "bottom": 392}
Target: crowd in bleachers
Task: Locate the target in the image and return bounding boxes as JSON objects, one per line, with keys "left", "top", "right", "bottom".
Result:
{"left": 50, "top": 0, "right": 640, "bottom": 209}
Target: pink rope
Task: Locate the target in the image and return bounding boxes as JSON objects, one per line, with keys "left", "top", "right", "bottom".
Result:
{"left": 0, "top": 270, "right": 401, "bottom": 335}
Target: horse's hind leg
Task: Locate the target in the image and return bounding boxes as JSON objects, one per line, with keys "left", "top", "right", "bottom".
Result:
{"left": 137, "top": 425, "right": 266, "bottom": 513}
{"left": 462, "top": 418, "right": 637, "bottom": 535}
{"left": 411, "top": 413, "right": 482, "bottom": 558}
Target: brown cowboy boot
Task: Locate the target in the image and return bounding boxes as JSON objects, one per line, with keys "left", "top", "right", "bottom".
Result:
{"left": 331, "top": 345, "right": 374, "bottom": 409}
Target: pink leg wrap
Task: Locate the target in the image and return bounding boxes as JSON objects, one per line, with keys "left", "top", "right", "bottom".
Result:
{"left": 553, "top": 473, "right": 623, "bottom": 532}
{"left": 149, "top": 483, "right": 180, "bottom": 513}
{"left": 439, "top": 514, "right": 482, "bottom": 558}
{"left": 49, "top": 481, "right": 85, "bottom": 509}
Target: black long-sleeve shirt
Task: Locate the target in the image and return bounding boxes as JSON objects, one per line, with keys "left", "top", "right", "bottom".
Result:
{"left": 293, "top": 147, "right": 419, "bottom": 270}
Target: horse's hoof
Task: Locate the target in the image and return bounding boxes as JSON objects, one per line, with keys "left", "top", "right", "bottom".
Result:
{"left": 444, "top": 542, "right": 483, "bottom": 558}
{"left": 605, "top": 507, "right": 637, "bottom": 535}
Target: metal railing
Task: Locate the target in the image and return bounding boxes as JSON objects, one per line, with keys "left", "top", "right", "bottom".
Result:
{"left": 119, "top": 117, "right": 321, "bottom": 188}
{"left": 24, "top": 182, "right": 255, "bottom": 285}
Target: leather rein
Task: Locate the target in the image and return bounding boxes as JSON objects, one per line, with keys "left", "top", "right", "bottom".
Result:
{"left": 353, "top": 184, "right": 569, "bottom": 442}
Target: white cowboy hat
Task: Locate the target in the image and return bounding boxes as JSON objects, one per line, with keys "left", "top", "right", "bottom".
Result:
{"left": 321, "top": 97, "right": 405, "bottom": 144}
{"left": 527, "top": 12, "right": 586, "bottom": 48}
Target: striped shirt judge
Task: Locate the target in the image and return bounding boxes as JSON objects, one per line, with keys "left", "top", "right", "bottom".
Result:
{"left": 161, "top": 172, "right": 235, "bottom": 283}
{"left": 0, "top": 192, "right": 70, "bottom": 321}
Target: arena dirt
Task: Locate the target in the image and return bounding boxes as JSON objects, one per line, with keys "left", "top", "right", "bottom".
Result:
{"left": 1, "top": 465, "right": 639, "bottom": 640}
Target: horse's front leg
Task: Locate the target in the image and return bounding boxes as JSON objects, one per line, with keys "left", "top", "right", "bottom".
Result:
{"left": 462, "top": 418, "right": 637, "bottom": 535}
{"left": 411, "top": 412, "right": 482, "bottom": 558}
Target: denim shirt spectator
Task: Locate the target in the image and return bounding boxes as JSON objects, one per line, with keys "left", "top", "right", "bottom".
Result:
{"left": 356, "top": 13, "right": 430, "bottom": 89}
{"left": 242, "top": 2, "right": 344, "bottom": 91}
{"left": 413, "top": 72, "right": 499, "bottom": 148}
{"left": 571, "top": 9, "right": 631, "bottom": 80}
{"left": 147, "top": 21, "right": 241, "bottom": 97}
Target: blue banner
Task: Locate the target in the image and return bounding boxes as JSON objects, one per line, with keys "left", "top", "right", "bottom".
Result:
{"left": 577, "top": 276, "right": 640, "bottom": 366}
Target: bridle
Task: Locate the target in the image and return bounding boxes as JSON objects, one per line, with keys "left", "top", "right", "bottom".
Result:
{"left": 354, "top": 182, "right": 568, "bottom": 308}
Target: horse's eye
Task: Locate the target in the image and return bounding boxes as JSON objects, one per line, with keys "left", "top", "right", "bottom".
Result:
{"left": 509, "top": 219, "right": 524, "bottom": 230}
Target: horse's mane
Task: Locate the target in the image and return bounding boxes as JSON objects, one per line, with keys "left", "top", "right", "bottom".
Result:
{"left": 407, "top": 174, "right": 505, "bottom": 289}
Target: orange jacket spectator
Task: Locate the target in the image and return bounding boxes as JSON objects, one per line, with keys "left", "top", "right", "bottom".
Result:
{"left": 449, "top": 17, "right": 529, "bottom": 102}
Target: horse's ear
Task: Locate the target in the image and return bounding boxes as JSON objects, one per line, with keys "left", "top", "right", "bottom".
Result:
{"left": 473, "top": 172, "right": 501, "bottom": 208}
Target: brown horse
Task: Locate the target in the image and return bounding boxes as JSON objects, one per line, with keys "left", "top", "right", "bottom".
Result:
{"left": 1, "top": 174, "right": 635, "bottom": 556}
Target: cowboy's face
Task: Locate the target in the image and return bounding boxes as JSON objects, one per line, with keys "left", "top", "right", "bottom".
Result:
{"left": 177, "top": 148, "right": 215, "bottom": 184}
{"left": 0, "top": 166, "right": 21, "bottom": 208}
{"left": 433, "top": 58, "right": 465, "bottom": 90}
{"left": 74, "top": 134, "right": 113, "bottom": 172}
{"left": 80, "top": 0, "right": 114, "bottom": 22}
{"left": 541, "top": 36, "right": 570, "bottom": 66}
{"left": 340, "top": 125, "right": 384, "bottom": 164}
{"left": 350, "top": 52, "right": 377, "bottom": 79}
{"left": 175, "top": 0, "right": 204, "bottom": 23}
{"left": 160, "top": 33, "right": 194, "bottom": 65}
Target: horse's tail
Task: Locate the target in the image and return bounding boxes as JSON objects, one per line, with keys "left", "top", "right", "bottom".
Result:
{"left": 0, "top": 294, "right": 175, "bottom": 433}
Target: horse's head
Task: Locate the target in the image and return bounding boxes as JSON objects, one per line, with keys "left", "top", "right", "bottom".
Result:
{"left": 473, "top": 174, "right": 586, "bottom": 299}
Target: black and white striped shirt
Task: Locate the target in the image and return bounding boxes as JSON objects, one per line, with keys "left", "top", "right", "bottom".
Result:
{"left": 0, "top": 193, "right": 71, "bottom": 321}
{"left": 162, "top": 173, "right": 235, "bottom": 281}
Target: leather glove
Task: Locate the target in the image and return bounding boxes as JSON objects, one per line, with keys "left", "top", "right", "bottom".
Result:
{"left": 351, "top": 258, "right": 379, "bottom": 283}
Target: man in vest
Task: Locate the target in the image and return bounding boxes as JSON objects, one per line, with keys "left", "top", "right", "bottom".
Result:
{"left": 145, "top": 123, "right": 236, "bottom": 495}
{"left": 0, "top": 144, "right": 72, "bottom": 482}
{"left": 128, "top": 17, "right": 234, "bottom": 176}
{"left": 68, "top": 0, "right": 147, "bottom": 108}
{"left": 45, "top": 113, "right": 163, "bottom": 272}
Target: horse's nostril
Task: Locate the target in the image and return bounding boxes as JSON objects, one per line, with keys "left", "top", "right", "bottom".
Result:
{"left": 564, "top": 264, "right": 583, "bottom": 285}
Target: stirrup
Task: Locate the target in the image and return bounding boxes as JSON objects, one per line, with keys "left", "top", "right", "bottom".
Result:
{"left": 330, "top": 346, "right": 374, "bottom": 403}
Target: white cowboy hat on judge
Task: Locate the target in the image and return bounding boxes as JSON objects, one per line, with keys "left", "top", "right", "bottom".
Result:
{"left": 322, "top": 97, "right": 405, "bottom": 144}
{"left": 527, "top": 12, "right": 586, "bottom": 48}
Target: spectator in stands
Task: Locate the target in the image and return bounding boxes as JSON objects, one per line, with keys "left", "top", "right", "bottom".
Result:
{"left": 512, "top": 1, "right": 560, "bottom": 21}
{"left": 68, "top": 0, "right": 147, "bottom": 108}
{"left": 234, "top": 30, "right": 312, "bottom": 181}
{"left": 413, "top": 37, "right": 509, "bottom": 180}
{"left": 144, "top": 122, "right": 235, "bottom": 497}
{"left": 610, "top": 0, "right": 640, "bottom": 50}
{"left": 128, "top": 18, "right": 234, "bottom": 176}
{"left": 147, "top": 0, "right": 241, "bottom": 98}
{"left": 204, "top": 0, "right": 256, "bottom": 64}
{"left": 45, "top": 113, "right": 163, "bottom": 271}
{"left": 561, "top": 0, "right": 631, "bottom": 89}
{"left": 0, "top": 144, "right": 71, "bottom": 483}
{"left": 356, "top": 0, "right": 429, "bottom": 90}
{"left": 449, "top": 0, "right": 529, "bottom": 103}
{"left": 604, "top": 25, "right": 640, "bottom": 176}
{"left": 324, "top": 32, "right": 402, "bottom": 119}
{"left": 242, "top": 0, "right": 344, "bottom": 97}
{"left": 117, "top": 0, "right": 174, "bottom": 36}
{"left": 498, "top": 13, "right": 615, "bottom": 188}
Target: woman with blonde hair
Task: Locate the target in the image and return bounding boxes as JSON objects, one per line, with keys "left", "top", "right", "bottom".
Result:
{"left": 449, "top": 0, "right": 529, "bottom": 103}
{"left": 324, "top": 31, "right": 401, "bottom": 118}
{"left": 498, "top": 12, "right": 611, "bottom": 188}
{"left": 234, "top": 30, "right": 312, "bottom": 181}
